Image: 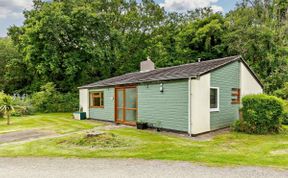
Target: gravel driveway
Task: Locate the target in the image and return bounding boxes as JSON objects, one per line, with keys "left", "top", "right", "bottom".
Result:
{"left": 0, "top": 158, "right": 287, "bottom": 178}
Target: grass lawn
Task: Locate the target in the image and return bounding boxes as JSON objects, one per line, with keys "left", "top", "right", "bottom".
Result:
{"left": 0, "top": 118, "right": 287, "bottom": 168}
{"left": 0, "top": 113, "right": 103, "bottom": 134}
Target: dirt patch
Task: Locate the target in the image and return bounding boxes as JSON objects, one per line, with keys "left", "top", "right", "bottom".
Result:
{"left": 0, "top": 130, "right": 56, "bottom": 143}
{"left": 58, "top": 133, "right": 130, "bottom": 149}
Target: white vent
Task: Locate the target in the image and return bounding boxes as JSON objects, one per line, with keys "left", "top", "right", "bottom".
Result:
{"left": 140, "top": 57, "right": 155, "bottom": 72}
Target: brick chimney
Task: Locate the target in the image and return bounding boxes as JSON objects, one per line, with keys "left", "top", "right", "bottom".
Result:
{"left": 140, "top": 57, "right": 155, "bottom": 72}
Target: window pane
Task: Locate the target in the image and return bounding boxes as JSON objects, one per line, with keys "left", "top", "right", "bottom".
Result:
{"left": 210, "top": 88, "right": 218, "bottom": 109}
{"left": 90, "top": 91, "right": 104, "bottom": 107}
{"left": 101, "top": 97, "right": 104, "bottom": 106}
{"left": 117, "top": 90, "right": 124, "bottom": 107}
{"left": 125, "top": 88, "right": 137, "bottom": 109}
{"left": 117, "top": 109, "right": 123, "bottom": 120}
{"left": 125, "top": 110, "right": 137, "bottom": 122}
{"left": 100, "top": 92, "right": 104, "bottom": 106}
{"left": 93, "top": 97, "right": 101, "bottom": 107}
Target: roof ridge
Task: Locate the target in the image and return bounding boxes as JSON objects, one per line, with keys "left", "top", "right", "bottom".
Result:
{"left": 150, "top": 55, "right": 241, "bottom": 72}
{"left": 78, "top": 55, "right": 242, "bottom": 89}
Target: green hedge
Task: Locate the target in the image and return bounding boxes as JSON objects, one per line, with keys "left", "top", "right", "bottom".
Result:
{"left": 234, "top": 94, "right": 284, "bottom": 134}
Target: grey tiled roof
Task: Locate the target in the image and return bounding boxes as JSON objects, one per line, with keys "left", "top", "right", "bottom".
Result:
{"left": 79, "top": 55, "right": 252, "bottom": 88}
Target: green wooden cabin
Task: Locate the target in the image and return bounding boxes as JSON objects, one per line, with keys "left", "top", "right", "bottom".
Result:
{"left": 79, "top": 56, "right": 263, "bottom": 135}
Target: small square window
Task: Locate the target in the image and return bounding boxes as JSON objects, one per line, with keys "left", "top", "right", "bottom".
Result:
{"left": 90, "top": 91, "right": 104, "bottom": 108}
{"left": 210, "top": 87, "right": 219, "bottom": 112}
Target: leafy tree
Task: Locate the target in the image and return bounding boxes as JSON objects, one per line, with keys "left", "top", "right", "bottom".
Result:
{"left": 0, "top": 38, "right": 31, "bottom": 94}
{"left": 175, "top": 13, "right": 226, "bottom": 62}
{"left": 223, "top": 0, "right": 288, "bottom": 92}
{"left": 148, "top": 8, "right": 227, "bottom": 67}
{"left": 5, "top": 0, "right": 288, "bottom": 95}
{"left": 8, "top": 0, "right": 165, "bottom": 92}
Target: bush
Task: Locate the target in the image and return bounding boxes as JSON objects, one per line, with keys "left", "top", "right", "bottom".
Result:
{"left": 274, "top": 82, "right": 288, "bottom": 100}
{"left": 282, "top": 112, "right": 288, "bottom": 125}
{"left": 11, "top": 98, "right": 33, "bottom": 116}
{"left": 0, "top": 91, "right": 32, "bottom": 117}
{"left": 234, "top": 94, "right": 284, "bottom": 134}
{"left": 31, "top": 82, "right": 78, "bottom": 113}
{"left": 282, "top": 102, "right": 288, "bottom": 125}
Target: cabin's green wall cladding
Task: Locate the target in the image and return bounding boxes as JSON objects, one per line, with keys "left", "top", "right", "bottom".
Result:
{"left": 89, "top": 87, "right": 114, "bottom": 121}
{"left": 210, "top": 61, "right": 240, "bottom": 130}
{"left": 138, "top": 80, "right": 189, "bottom": 132}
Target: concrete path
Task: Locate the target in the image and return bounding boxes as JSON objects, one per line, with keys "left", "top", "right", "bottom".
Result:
{"left": 0, "top": 124, "right": 129, "bottom": 147}
{"left": 0, "top": 130, "right": 55, "bottom": 143}
{"left": 0, "top": 158, "right": 286, "bottom": 178}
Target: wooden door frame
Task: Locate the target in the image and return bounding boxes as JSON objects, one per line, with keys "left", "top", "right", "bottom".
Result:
{"left": 114, "top": 85, "right": 137, "bottom": 126}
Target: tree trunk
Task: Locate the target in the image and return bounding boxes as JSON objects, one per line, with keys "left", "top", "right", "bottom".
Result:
{"left": 7, "top": 114, "right": 10, "bottom": 125}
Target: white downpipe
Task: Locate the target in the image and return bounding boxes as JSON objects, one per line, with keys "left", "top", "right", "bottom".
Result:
{"left": 188, "top": 77, "right": 192, "bottom": 136}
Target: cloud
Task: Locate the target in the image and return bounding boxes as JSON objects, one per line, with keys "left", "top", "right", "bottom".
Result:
{"left": 0, "top": 0, "right": 33, "bottom": 19}
{"left": 160, "top": 0, "right": 224, "bottom": 13}
{"left": 211, "top": 5, "right": 224, "bottom": 12}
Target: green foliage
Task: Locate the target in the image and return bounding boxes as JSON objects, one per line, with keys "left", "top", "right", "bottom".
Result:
{"left": 282, "top": 101, "right": 288, "bottom": 125}
{"left": 282, "top": 111, "right": 288, "bottom": 125}
{"left": 234, "top": 94, "right": 284, "bottom": 134}
{"left": 0, "top": 95, "right": 15, "bottom": 125}
{"left": 274, "top": 82, "right": 288, "bottom": 100}
{"left": 0, "top": 92, "right": 6, "bottom": 118}
{"left": 224, "top": 1, "right": 288, "bottom": 93}
{"left": 0, "top": 38, "right": 32, "bottom": 94}
{"left": 0, "top": 91, "right": 32, "bottom": 119}
{"left": 11, "top": 97, "right": 33, "bottom": 117}
{"left": 0, "top": 0, "right": 286, "bottom": 95}
{"left": 31, "top": 82, "right": 78, "bottom": 113}
{"left": 148, "top": 11, "right": 227, "bottom": 67}
{"left": 8, "top": 0, "right": 165, "bottom": 92}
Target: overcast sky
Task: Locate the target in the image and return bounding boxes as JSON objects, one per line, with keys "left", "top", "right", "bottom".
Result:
{"left": 0, "top": 0, "right": 237, "bottom": 37}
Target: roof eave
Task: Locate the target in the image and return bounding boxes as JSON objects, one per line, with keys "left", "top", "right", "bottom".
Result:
{"left": 197, "top": 55, "right": 242, "bottom": 76}
{"left": 197, "top": 55, "right": 264, "bottom": 89}
{"left": 238, "top": 56, "right": 264, "bottom": 88}
{"left": 78, "top": 76, "right": 198, "bottom": 89}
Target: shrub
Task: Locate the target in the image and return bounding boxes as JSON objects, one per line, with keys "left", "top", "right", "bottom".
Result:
{"left": 282, "top": 112, "right": 288, "bottom": 125}
{"left": 282, "top": 102, "right": 288, "bottom": 125}
{"left": 234, "top": 94, "right": 284, "bottom": 134}
{"left": 274, "top": 82, "right": 288, "bottom": 100}
{"left": 11, "top": 98, "right": 33, "bottom": 116}
{"left": 0, "top": 91, "right": 32, "bottom": 117}
{"left": 31, "top": 82, "right": 78, "bottom": 113}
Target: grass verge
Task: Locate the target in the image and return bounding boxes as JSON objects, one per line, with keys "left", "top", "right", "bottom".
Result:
{"left": 0, "top": 127, "right": 287, "bottom": 168}
{"left": 0, "top": 113, "right": 103, "bottom": 134}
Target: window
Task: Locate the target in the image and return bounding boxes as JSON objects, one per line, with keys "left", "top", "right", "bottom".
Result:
{"left": 90, "top": 91, "right": 104, "bottom": 108}
{"left": 231, "top": 88, "right": 240, "bottom": 104}
{"left": 210, "top": 87, "right": 219, "bottom": 112}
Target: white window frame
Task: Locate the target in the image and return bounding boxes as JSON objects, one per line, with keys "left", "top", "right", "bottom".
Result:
{"left": 210, "top": 87, "right": 220, "bottom": 112}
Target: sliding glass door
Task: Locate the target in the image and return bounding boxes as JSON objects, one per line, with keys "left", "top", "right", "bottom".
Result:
{"left": 115, "top": 86, "right": 137, "bottom": 125}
